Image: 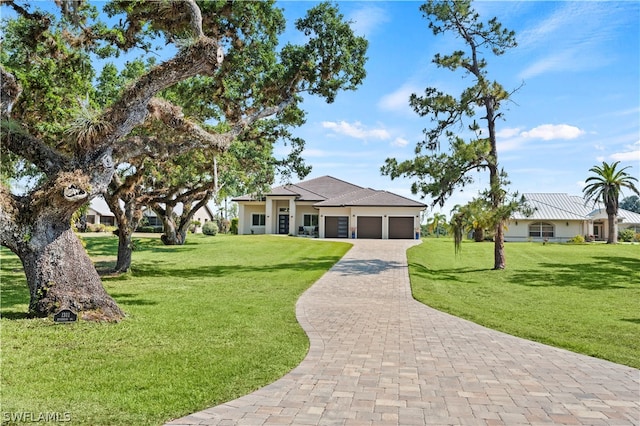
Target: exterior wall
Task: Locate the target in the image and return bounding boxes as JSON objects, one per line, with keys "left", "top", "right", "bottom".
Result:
{"left": 505, "top": 220, "right": 588, "bottom": 242}
{"left": 294, "top": 202, "right": 319, "bottom": 235}
{"left": 318, "top": 206, "right": 421, "bottom": 239}
{"left": 86, "top": 207, "right": 115, "bottom": 226}
{"left": 351, "top": 206, "right": 421, "bottom": 239}
{"left": 317, "top": 207, "right": 352, "bottom": 238}
{"left": 191, "top": 208, "right": 213, "bottom": 233}
{"left": 239, "top": 202, "right": 267, "bottom": 235}
{"left": 238, "top": 201, "right": 423, "bottom": 239}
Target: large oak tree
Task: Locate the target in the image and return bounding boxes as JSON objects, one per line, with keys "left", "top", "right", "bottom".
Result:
{"left": 0, "top": 0, "right": 367, "bottom": 321}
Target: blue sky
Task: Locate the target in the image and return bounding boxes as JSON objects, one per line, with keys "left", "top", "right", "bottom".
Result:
{"left": 276, "top": 1, "right": 640, "bottom": 218}
{"left": 3, "top": 1, "right": 638, "bottom": 219}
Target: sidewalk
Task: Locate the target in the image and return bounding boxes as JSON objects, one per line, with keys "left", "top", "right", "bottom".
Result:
{"left": 167, "top": 240, "right": 639, "bottom": 425}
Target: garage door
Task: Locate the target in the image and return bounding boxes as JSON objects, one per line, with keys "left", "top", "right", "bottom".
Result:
{"left": 389, "top": 217, "right": 414, "bottom": 239}
{"left": 357, "top": 216, "right": 382, "bottom": 239}
{"left": 325, "top": 216, "right": 349, "bottom": 238}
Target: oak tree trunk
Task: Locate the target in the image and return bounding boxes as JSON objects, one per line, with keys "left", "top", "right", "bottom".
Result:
{"left": 115, "top": 228, "right": 134, "bottom": 273}
{"left": 19, "top": 226, "right": 124, "bottom": 321}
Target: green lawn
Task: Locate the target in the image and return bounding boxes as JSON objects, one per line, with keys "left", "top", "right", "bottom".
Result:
{"left": 2, "top": 235, "right": 638, "bottom": 425}
{"left": 408, "top": 238, "right": 640, "bottom": 369}
{"left": 0, "top": 234, "right": 351, "bottom": 425}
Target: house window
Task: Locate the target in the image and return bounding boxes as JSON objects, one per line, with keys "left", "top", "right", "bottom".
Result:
{"left": 303, "top": 214, "right": 319, "bottom": 227}
{"left": 252, "top": 214, "right": 266, "bottom": 226}
{"left": 529, "top": 222, "right": 554, "bottom": 238}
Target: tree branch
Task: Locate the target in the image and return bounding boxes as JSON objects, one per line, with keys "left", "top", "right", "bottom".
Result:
{"left": 1, "top": 122, "right": 69, "bottom": 175}
{"left": 0, "top": 65, "right": 22, "bottom": 118}
{"left": 94, "top": 34, "right": 223, "bottom": 152}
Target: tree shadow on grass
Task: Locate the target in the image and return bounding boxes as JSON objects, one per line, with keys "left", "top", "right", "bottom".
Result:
{"left": 409, "top": 262, "right": 489, "bottom": 283}
{"left": 330, "top": 259, "right": 406, "bottom": 276}
{"left": 128, "top": 256, "right": 344, "bottom": 279}
{"left": 509, "top": 256, "right": 639, "bottom": 290}
{"left": 109, "top": 292, "right": 158, "bottom": 306}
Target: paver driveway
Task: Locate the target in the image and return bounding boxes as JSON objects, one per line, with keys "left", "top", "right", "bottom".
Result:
{"left": 167, "top": 240, "right": 639, "bottom": 425}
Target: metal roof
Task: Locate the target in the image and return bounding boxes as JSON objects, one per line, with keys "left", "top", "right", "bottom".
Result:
{"left": 512, "top": 193, "right": 640, "bottom": 224}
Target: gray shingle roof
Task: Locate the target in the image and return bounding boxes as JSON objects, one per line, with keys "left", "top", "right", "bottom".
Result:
{"left": 315, "top": 188, "right": 426, "bottom": 207}
{"left": 233, "top": 175, "right": 426, "bottom": 208}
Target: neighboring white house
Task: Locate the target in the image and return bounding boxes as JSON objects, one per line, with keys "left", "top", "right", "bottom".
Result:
{"left": 505, "top": 193, "right": 640, "bottom": 242}
{"left": 87, "top": 197, "right": 215, "bottom": 233}
{"left": 86, "top": 197, "right": 116, "bottom": 226}
{"left": 233, "top": 176, "right": 427, "bottom": 239}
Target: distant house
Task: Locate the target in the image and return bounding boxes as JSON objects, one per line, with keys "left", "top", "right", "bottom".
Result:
{"left": 142, "top": 203, "right": 215, "bottom": 233}
{"left": 86, "top": 197, "right": 116, "bottom": 227}
{"left": 233, "top": 176, "right": 426, "bottom": 239}
{"left": 87, "top": 198, "right": 215, "bottom": 233}
{"left": 505, "top": 193, "right": 640, "bottom": 242}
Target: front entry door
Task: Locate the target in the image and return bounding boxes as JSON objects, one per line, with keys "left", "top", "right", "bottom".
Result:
{"left": 593, "top": 223, "right": 604, "bottom": 241}
{"left": 278, "top": 214, "right": 290, "bottom": 234}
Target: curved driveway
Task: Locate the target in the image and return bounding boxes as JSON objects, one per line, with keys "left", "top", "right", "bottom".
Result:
{"left": 167, "top": 240, "right": 639, "bottom": 425}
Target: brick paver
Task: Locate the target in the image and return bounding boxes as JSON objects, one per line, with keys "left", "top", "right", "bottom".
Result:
{"left": 166, "top": 240, "right": 639, "bottom": 425}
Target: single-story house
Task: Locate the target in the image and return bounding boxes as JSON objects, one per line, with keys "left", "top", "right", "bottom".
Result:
{"left": 87, "top": 197, "right": 215, "bottom": 233}
{"left": 86, "top": 197, "right": 116, "bottom": 226}
{"left": 142, "top": 203, "right": 215, "bottom": 232}
{"left": 505, "top": 193, "right": 640, "bottom": 242}
{"left": 232, "top": 175, "right": 427, "bottom": 239}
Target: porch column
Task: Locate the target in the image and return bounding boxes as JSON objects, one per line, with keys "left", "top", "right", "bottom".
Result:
{"left": 238, "top": 203, "right": 245, "bottom": 235}
{"left": 289, "top": 198, "right": 297, "bottom": 236}
{"left": 265, "top": 197, "right": 274, "bottom": 235}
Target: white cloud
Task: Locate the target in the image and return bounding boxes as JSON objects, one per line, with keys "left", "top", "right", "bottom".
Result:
{"left": 610, "top": 142, "right": 640, "bottom": 162}
{"left": 322, "top": 121, "right": 390, "bottom": 141}
{"left": 349, "top": 5, "right": 389, "bottom": 37}
{"left": 610, "top": 150, "right": 640, "bottom": 162}
{"left": 378, "top": 84, "right": 420, "bottom": 114}
{"left": 391, "top": 137, "right": 409, "bottom": 148}
{"left": 516, "top": 2, "right": 620, "bottom": 79}
{"left": 521, "top": 124, "right": 585, "bottom": 141}
{"left": 496, "top": 127, "right": 523, "bottom": 139}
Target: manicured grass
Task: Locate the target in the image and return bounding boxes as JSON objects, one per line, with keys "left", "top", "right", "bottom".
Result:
{"left": 0, "top": 234, "right": 351, "bottom": 425}
{"left": 408, "top": 238, "right": 640, "bottom": 369}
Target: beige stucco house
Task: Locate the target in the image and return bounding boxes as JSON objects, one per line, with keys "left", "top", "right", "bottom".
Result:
{"left": 233, "top": 176, "right": 427, "bottom": 239}
{"left": 505, "top": 193, "right": 640, "bottom": 242}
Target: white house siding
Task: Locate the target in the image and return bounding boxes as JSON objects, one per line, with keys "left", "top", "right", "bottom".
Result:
{"left": 318, "top": 207, "right": 352, "bottom": 238}
{"left": 505, "top": 220, "right": 587, "bottom": 242}
{"left": 232, "top": 176, "right": 426, "bottom": 239}
{"left": 238, "top": 202, "right": 267, "bottom": 235}
{"left": 316, "top": 206, "right": 421, "bottom": 239}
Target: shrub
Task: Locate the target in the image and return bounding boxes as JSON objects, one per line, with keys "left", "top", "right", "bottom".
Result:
{"left": 618, "top": 229, "right": 635, "bottom": 243}
{"left": 202, "top": 221, "right": 218, "bottom": 236}
{"left": 635, "top": 233, "right": 640, "bottom": 243}
{"left": 136, "top": 225, "right": 163, "bottom": 233}
{"left": 230, "top": 218, "right": 239, "bottom": 235}
{"left": 87, "top": 223, "right": 106, "bottom": 232}
{"left": 568, "top": 234, "right": 585, "bottom": 244}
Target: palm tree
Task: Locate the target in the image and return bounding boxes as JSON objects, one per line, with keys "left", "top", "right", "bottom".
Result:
{"left": 583, "top": 161, "right": 639, "bottom": 244}
{"left": 427, "top": 212, "right": 448, "bottom": 237}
